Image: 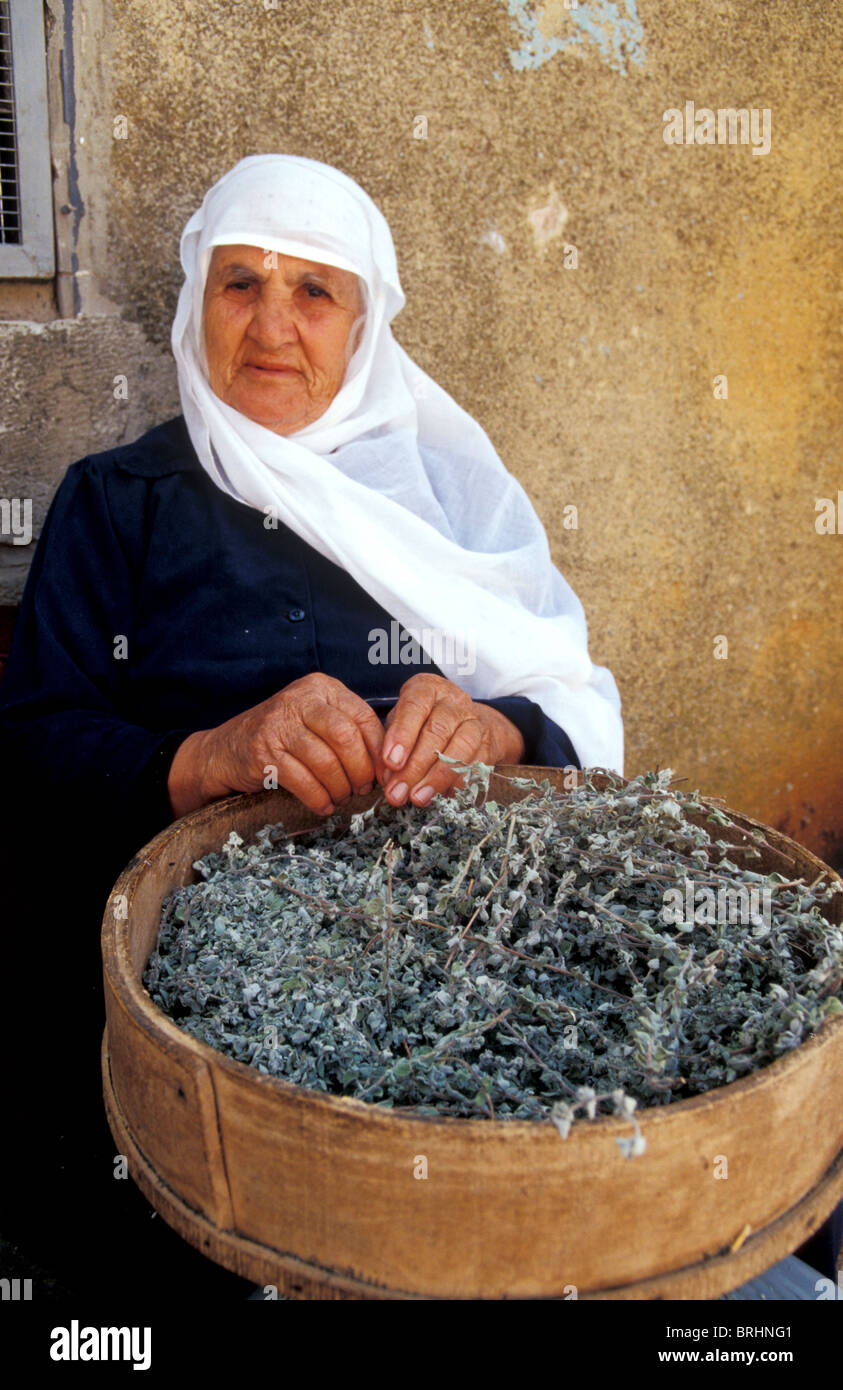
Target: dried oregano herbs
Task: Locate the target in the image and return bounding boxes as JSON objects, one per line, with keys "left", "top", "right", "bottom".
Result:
{"left": 143, "top": 763, "right": 843, "bottom": 1152}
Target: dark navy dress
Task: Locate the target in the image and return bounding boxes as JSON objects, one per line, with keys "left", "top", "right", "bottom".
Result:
{"left": 0, "top": 414, "right": 579, "bottom": 856}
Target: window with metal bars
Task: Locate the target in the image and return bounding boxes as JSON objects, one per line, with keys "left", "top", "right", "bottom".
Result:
{"left": 0, "top": 1, "right": 21, "bottom": 245}
{"left": 0, "top": 0, "right": 53, "bottom": 277}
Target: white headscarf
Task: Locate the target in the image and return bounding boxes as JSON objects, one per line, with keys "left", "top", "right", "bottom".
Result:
{"left": 172, "top": 154, "right": 623, "bottom": 771}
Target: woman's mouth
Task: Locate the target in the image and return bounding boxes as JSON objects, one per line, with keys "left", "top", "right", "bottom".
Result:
{"left": 245, "top": 363, "right": 299, "bottom": 375}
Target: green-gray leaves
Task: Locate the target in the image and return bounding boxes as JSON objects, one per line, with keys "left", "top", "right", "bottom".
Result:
{"left": 143, "top": 763, "right": 843, "bottom": 1146}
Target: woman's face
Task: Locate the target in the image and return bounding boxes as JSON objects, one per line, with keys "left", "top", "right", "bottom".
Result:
{"left": 203, "top": 244, "right": 364, "bottom": 433}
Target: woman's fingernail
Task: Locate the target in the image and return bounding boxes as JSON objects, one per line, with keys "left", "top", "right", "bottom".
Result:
{"left": 388, "top": 743, "right": 405, "bottom": 767}
{"left": 413, "top": 786, "right": 435, "bottom": 805}
{"left": 387, "top": 781, "right": 408, "bottom": 802}
{"left": 359, "top": 782, "right": 373, "bottom": 795}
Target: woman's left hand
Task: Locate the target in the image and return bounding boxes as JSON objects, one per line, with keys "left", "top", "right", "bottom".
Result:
{"left": 380, "top": 673, "right": 526, "bottom": 807}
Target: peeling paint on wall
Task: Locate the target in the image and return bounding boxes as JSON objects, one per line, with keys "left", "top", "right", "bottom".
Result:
{"left": 528, "top": 185, "right": 569, "bottom": 242}
{"left": 480, "top": 227, "right": 507, "bottom": 254}
{"left": 501, "top": 0, "right": 646, "bottom": 76}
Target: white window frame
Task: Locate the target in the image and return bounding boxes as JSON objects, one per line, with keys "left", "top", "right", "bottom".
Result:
{"left": 0, "top": 0, "right": 54, "bottom": 277}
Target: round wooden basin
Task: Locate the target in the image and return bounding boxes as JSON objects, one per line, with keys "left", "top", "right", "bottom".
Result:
{"left": 101, "top": 767, "right": 843, "bottom": 1298}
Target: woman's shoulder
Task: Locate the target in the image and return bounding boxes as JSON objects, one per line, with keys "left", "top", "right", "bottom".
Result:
{"left": 73, "top": 415, "right": 201, "bottom": 482}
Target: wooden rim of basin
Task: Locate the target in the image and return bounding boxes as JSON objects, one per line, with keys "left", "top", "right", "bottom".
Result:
{"left": 100, "top": 1033, "right": 843, "bottom": 1300}
{"left": 101, "top": 765, "right": 843, "bottom": 1299}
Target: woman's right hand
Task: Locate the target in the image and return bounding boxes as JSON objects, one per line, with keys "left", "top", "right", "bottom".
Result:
{"left": 167, "top": 673, "right": 387, "bottom": 819}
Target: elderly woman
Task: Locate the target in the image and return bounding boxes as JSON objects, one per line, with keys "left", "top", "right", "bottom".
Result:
{"left": 2, "top": 156, "right": 835, "bottom": 1294}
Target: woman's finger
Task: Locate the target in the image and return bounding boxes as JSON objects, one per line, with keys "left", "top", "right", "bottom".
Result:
{"left": 269, "top": 748, "right": 343, "bottom": 816}
{"left": 300, "top": 698, "right": 384, "bottom": 793}
{"left": 344, "top": 698, "right": 389, "bottom": 785}
{"left": 382, "top": 674, "right": 463, "bottom": 776}
{"left": 385, "top": 709, "right": 487, "bottom": 806}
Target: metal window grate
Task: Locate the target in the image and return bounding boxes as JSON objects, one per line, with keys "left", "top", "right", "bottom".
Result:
{"left": 0, "top": 0, "right": 21, "bottom": 247}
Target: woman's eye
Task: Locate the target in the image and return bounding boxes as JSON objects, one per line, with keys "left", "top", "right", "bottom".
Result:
{"left": 226, "top": 280, "right": 254, "bottom": 293}
{"left": 304, "top": 283, "right": 329, "bottom": 299}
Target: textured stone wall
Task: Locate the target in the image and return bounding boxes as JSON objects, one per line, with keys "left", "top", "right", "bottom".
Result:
{"left": 1, "top": 0, "right": 841, "bottom": 861}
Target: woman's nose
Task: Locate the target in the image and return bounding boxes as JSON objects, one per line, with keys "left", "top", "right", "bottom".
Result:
{"left": 247, "top": 291, "right": 299, "bottom": 347}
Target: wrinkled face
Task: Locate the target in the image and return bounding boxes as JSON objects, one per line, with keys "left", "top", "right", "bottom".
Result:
{"left": 202, "top": 244, "right": 365, "bottom": 433}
